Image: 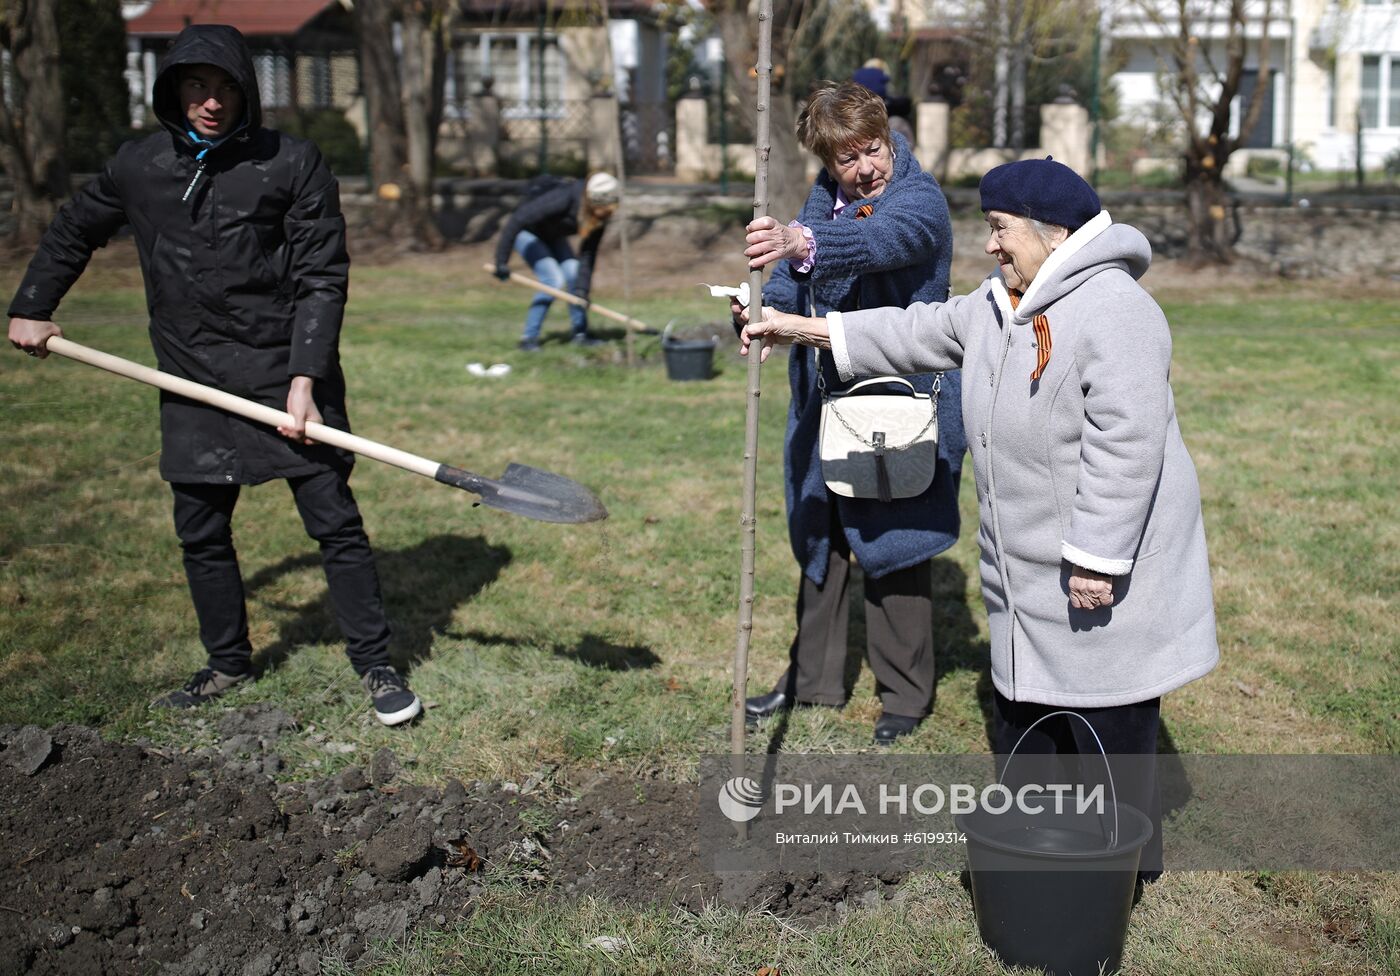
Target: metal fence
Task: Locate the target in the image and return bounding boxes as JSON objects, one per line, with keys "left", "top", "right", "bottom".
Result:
{"left": 494, "top": 99, "right": 596, "bottom": 177}
{"left": 621, "top": 101, "right": 675, "bottom": 175}
{"left": 488, "top": 98, "right": 678, "bottom": 178}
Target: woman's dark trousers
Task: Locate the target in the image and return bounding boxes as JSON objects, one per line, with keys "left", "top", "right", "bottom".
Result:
{"left": 171, "top": 470, "right": 393, "bottom": 677}
{"left": 773, "top": 511, "right": 935, "bottom": 719}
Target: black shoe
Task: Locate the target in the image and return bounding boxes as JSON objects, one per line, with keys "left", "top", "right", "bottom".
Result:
{"left": 873, "top": 712, "right": 921, "bottom": 745}
{"left": 362, "top": 666, "right": 422, "bottom": 727}
{"left": 152, "top": 667, "right": 249, "bottom": 709}
{"left": 745, "top": 691, "right": 792, "bottom": 724}
{"left": 745, "top": 692, "right": 840, "bottom": 725}
{"left": 570, "top": 333, "right": 605, "bottom": 347}
{"left": 518, "top": 339, "right": 542, "bottom": 352}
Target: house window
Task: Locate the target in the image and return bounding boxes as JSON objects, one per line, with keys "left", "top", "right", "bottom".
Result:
{"left": 255, "top": 51, "right": 293, "bottom": 110}
{"left": 1391, "top": 57, "right": 1400, "bottom": 128}
{"left": 1360, "top": 56, "right": 1381, "bottom": 127}
{"left": 1326, "top": 58, "right": 1336, "bottom": 129}
{"left": 460, "top": 33, "right": 563, "bottom": 118}
{"left": 298, "top": 53, "right": 333, "bottom": 109}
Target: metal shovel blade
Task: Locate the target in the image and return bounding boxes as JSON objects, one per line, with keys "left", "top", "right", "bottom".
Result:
{"left": 435, "top": 462, "right": 608, "bottom": 524}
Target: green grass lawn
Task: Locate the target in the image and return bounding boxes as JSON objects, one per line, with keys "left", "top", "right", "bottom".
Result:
{"left": 1, "top": 242, "right": 1397, "bottom": 974}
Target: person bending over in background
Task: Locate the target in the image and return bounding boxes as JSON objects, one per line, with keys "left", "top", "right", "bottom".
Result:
{"left": 493, "top": 171, "right": 619, "bottom": 351}
{"left": 7, "top": 24, "right": 422, "bottom": 727}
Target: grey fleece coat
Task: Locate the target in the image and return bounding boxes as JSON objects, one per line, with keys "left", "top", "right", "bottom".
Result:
{"left": 830, "top": 212, "right": 1218, "bottom": 707}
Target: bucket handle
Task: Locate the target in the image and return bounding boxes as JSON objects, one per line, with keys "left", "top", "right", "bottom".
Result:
{"left": 998, "top": 710, "right": 1119, "bottom": 849}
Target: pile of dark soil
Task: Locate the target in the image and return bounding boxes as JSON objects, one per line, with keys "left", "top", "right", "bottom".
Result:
{"left": 1, "top": 717, "right": 899, "bottom": 975}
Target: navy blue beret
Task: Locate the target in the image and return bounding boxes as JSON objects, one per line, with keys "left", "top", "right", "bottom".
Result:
{"left": 979, "top": 157, "right": 1101, "bottom": 231}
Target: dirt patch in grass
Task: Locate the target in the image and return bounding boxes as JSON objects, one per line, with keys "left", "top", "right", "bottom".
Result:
{"left": 1, "top": 720, "right": 896, "bottom": 975}
{"left": 549, "top": 774, "right": 898, "bottom": 919}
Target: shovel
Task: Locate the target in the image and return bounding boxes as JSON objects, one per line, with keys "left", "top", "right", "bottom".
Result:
{"left": 483, "top": 264, "right": 656, "bottom": 334}
{"left": 43, "top": 336, "right": 608, "bottom": 524}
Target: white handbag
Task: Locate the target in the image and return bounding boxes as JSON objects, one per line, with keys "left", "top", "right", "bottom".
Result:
{"left": 818, "top": 368, "right": 940, "bottom": 502}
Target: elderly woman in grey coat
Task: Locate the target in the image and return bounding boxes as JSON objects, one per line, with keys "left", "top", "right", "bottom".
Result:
{"left": 741, "top": 157, "right": 1218, "bottom": 875}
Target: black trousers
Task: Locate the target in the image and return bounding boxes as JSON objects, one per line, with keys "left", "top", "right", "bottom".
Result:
{"left": 773, "top": 515, "right": 935, "bottom": 718}
{"left": 991, "top": 690, "right": 1163, "bottom": 875}
{"left": 171, "top": 469, "right": 392, "bottom": 677}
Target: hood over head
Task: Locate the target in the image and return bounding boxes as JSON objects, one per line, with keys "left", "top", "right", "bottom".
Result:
{"left": 153, "top": 24, "right": 261, "bottom": 138}
{"left": 998, "top": 211, "right": 1153, "bottom": 322}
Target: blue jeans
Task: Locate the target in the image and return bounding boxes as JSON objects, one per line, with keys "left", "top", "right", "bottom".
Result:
{"left": 514, "top": 229, "right": 587, "bottom": 342}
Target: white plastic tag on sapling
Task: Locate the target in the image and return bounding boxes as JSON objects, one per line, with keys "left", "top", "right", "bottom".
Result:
{"left": 703, "top": 282, "right": 750, "bottom": 308}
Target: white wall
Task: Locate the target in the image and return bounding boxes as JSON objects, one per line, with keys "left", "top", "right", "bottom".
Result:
{"left": 1111, "top": 0, "right": 1400, "bottom": 170}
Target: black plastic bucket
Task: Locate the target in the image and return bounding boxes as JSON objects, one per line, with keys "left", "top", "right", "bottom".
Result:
{"left": 956, "top": 711, "right": 1155, "bottom": 976}
{"left": 662, "top": 338, "right": 717, "bottom": 381}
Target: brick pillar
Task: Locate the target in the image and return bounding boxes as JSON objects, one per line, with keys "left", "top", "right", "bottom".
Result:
{"left": 588, "top": 93, "right": 623, "bottom": 175}
{"left": 1039, "top": 101, "right": 1091, "bottom": 176}
{"left": 469, "top": 91, "right": 500, "bottom": 175}
{"left": 675, "top": 92, "right": 710, "bottom": 182}
{"left": 917, "top": 97, "right": 950, "bottom": 182}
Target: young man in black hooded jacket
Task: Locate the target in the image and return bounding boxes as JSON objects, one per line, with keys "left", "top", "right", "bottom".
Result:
{"left": 7, "top": 24, "right": 421, "bottom": 726}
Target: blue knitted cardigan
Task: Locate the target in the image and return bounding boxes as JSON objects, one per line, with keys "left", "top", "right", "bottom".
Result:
{"left": 764, "top": 132, "right": 966, "bottom": 584}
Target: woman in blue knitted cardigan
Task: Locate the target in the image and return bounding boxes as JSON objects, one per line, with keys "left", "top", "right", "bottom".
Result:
{"left": 736, "top": 82, "right": 966, "bottom": 744}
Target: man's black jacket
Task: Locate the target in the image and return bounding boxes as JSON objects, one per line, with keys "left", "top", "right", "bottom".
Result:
{"left": 9, "top": 24, "right": 353, "bottom": 484}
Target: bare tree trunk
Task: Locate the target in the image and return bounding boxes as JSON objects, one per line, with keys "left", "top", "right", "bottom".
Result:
{"left": 763, "top": 92, "right": 808, "bottom": 220}
{"left": 1140, "top": 0, "right": 1275, "bottom": 263}
{"left": 1009, "top": 43, "right": 1026, "bottom": 149}
{"left": 1183, "top": 152, "right": 1237, "bottom": 263}
{"left": 356, "top": 0, "right": 410, "bottom": 238}
{"left": 992, "top": 0, "right": 1009, "bottom": 146}
{"left": 731, "top": 0, "right": 775, "bottom": 788}
{"left": 597, "top": 6, "right": 637, "bottom": 363}
{"left": 0, "top": 0, "right": 69, "bottom": 245}
{"left": 715, "top": 0, "right": 808, "bottom": 221}
{"left": 1008, "top": 0, "right": 1027, "bottom": 150}
{"left": 400, "top": 2, "right": 446, "bottom": 249}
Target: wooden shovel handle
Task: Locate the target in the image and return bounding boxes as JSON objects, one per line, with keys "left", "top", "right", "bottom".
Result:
{"left": 483, "top": 264, "right": 652, "bottom": 333}
{"left": 45, "top": 336, "right": 439, "bottom": 478}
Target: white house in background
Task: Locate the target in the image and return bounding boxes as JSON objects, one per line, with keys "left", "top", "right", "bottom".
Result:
{"left": 867, "top": 0, "right": 1400, "bottom": 172}
{"left": 1109, "top": 0, "right": 1400, "bottom": 172}
{"left": 1304, "top": 0, "right": 1400, "bottom": 168}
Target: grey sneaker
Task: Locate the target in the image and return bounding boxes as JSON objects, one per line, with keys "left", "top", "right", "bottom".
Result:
{"left": 362, "top": 666, "right": 422, "bottom": 726}
{"left": 570, "top": 333, "right": 605, "bottom": 347}
{"left": 152, "top": 667, "right": 249, "bottom": 709}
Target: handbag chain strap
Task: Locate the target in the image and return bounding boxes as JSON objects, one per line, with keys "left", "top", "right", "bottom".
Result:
{"left": 817, "top": 357, "right": 941, "bottom": 454}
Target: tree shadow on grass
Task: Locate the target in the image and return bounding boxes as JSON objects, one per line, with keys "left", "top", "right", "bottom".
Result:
{"left": 243, "top": 535, "right": 511, "bottom": 675}
{"left": 448, "top": 630, "right": 660, "bottom": 672}
{"left": 552, "top": 635, "right": 659, "bottom": 671}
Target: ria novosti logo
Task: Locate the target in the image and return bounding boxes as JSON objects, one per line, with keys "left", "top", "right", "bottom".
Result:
{"left": 716, "top": 777, "right": 766, "bottom": 823}
{"left": 716, "top": 775, "right": 1108, "bottom": 823}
